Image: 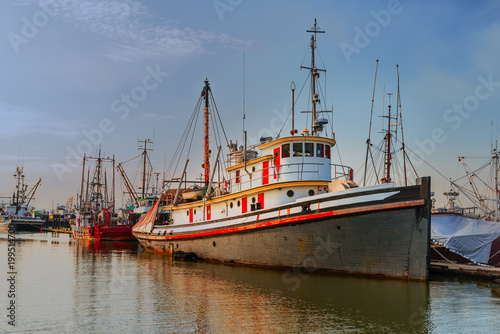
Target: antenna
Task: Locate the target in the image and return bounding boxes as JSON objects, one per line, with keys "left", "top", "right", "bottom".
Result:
{"left": 242, "top": 51, "right": 246, "bottom": 135}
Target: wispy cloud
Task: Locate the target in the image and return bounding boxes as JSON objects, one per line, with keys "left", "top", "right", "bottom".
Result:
{"left": 0, "top": 102, "right": 82, "bottom": 139}
{"left": 19, "top": 0, "right": 252, "bottom": 62}
{"left": 142, "top": 113, "right": 175, "bottom": 120}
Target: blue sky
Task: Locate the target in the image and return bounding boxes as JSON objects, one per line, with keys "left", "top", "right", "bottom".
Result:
{"left": 1, "top": 0, "right": 499, "bottom": 210}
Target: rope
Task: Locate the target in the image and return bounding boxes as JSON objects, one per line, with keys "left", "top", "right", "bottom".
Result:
{"left": 432, "top": 246, "right": 464, "bottom": 270}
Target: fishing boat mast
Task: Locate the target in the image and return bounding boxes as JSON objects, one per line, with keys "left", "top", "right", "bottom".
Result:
{"left": 494, "top": 140, "right": 499, "bottom": 219}
{"left": 203, "top": 79, "right": 210, "bottom": 187}
{"left": 381, "top": 93, "right": 394, "bottom": 183}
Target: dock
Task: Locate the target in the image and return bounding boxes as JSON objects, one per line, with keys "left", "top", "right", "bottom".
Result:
{"left": 41, "top": 228, "right": 73, "bottom": 234}
{"left": 431, "top": 261, "right": 500, "bottom": 280}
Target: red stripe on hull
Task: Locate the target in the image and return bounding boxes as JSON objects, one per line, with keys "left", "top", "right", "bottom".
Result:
{"left": 137, "top": 199, "right": 425, "bottom": 241}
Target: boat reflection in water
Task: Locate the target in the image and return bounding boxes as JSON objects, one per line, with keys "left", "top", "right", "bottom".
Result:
{"left": 132, "top": 253, "right": 431, "bottom": 333}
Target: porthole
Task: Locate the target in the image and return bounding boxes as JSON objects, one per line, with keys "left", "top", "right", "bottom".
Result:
{"left": 308, "top": 189, "right": 315, "bottom": 196}
{"left": 230, "top": 202, "right": 234, "bottom": 209}
{"left": 252, "top": 166, "right": 256, "bottom": 172}
{"left": 186, "top": 211, "right": 189, "bottom": 216}
{"left": 252, "top": 197, "right": 256, "bottom": 203}
{"left": 213, "top": 241, "right": 216, "bottom": 247}
{"left": 237, "top": 200, "right": 241, "bottom": 207}
{"left": 194, "top": 209, "right": 197, "bottom": 215}
{"left": 287, "top": 190, "right": 294, "bottom": 198}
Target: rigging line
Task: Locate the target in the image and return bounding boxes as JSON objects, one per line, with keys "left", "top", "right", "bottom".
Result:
{"left": 392, "top": 136, "right": 418, "bottom": 177}
{"left": 167, "top": 97, "right": 203, "bottom": 180}
{"left": 118, "top": 153, "right": 143, "bottom": 165}
{"left": 209, "top": 89, "right": 230, "bottom": 147}
{"left": 299, "top": 45, "right": 311, "bottom": 68}
{"left": 165, "top": 102, "right": 199, "bottom": 176}
{"left": 364, "top": 60, "right": 379, "bottom": 186}
{"left": 186, "top": 98, "right": 202, "bottom": 160}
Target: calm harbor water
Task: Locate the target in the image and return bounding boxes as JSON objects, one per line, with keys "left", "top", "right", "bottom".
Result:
{"left": 1, "top": 233, "right": 500, "bottom": 333}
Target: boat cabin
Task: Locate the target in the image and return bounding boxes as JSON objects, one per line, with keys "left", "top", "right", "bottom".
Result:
{"left": 226, "top": 135, "right": 337, "bottom": 193}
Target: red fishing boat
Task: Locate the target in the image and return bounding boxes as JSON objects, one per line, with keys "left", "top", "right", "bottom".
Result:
{"left": 72, "top": 149, "right": 133, "bottom": 240}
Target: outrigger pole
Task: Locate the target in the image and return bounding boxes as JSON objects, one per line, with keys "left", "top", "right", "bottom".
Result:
{"left": 364, "top": 60, "right": 379, "bottom": 186}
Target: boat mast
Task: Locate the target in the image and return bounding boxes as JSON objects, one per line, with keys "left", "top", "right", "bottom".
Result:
{"left": 203, "top": 79, "right": 210, "bottom": 187}
{"left": 382, "top": 93, "right": 393, "bottom": 183}
{"left": 139, "top": 138, "right": 153, "bottom": 198}
{"left": 301, "top": 19, "right": 325, "bottom": 136}
{"left": 13, "top": 165, "right": 25, "bottom": 214}
{"left": 494, "top": 140, "right": 499, "bottom": 219}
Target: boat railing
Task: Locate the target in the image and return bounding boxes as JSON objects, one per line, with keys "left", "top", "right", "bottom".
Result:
{"left": 222, "top": 162, "right": 329, "bottom": 194}
{"left": 330, "top": 164, "right": 353, "bottom": 181}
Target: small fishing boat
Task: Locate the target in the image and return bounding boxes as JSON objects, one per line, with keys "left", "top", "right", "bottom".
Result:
{"left": 72, "top": 149, "right": 133, "bottom": 240}
{"left": 1, "top": 165, "right": 43, "bottom": 232}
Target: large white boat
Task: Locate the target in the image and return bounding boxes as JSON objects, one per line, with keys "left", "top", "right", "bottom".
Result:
{"left": 133, "top": 20, "right": 432, "bottom": 280}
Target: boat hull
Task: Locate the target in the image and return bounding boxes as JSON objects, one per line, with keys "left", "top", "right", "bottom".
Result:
{"left": 138, "top": 207, "right": 428, "bottom": 279}
{"left": 8, "top": 218, "right": 44, "bottom": 232}
{"left": 72, "top": 224, "right": 134, "bottom": 241}
{"left": 135, "top": 178, "right": 431, "bottom": 280}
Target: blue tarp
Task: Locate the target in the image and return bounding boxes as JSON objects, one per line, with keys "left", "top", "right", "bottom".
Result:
{"left": 432, "top": 214, "right": 500, "bottom": 264}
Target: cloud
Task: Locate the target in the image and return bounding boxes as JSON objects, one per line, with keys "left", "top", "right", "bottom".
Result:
{"left": 0, "top": 102, "right": 82, "bottom": 139}
{"left": 18, "top": 0, "right": 252, "bottom": 62}
{"left": 142, "top": 113, "right": 175, "bottom": 120}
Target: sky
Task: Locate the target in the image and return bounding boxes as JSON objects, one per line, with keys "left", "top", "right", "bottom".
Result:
{"left": 1, "top": 0, "right": 499, "bottom": 211}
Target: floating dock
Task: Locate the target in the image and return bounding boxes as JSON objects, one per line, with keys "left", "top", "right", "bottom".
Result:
{"left": 431, "top": 261, "right": 500, "bottom": 280}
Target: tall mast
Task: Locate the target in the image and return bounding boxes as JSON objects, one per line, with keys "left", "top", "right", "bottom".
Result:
{"left": 382, "top": 93, "right": 393, "bottom": 183}
{"left": 203, "top": 79, "right": 210, "bottom": 187}
{"left": 139, "top": 138, "right": 153, "bottom": 198}
{"left": 494, "top": 140, "right": 499, "bottom": 219}
{"left": 80, "top": 154, "right": 86, "bottom": 211}
{"left": 301, "top": 19, "right": 325, "bottom": 135}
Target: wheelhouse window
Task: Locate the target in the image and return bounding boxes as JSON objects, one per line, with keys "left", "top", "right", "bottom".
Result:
{"left": 316, "top": 143, "right": 324, "bottom": 157}
{"left": 325, "top": 145, "right": 331, "bottom": 159}
{"left": 305, "top": 143, "right": 313, "bottom": 157}
{"left": 292, "top": 143, "right": 303, "bottom": 157}
{"left": 282, "top": 144, "right": 290, "bottom": 158}
{"left": 236, "top": 170, "right": 240, "bottom": 183}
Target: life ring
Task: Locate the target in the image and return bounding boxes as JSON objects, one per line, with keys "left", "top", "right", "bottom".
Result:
{"left": 223, "top": 179, "right": 228, "bottom": 191}
{"left": 24, "top": 213, "right": 28, "bottom": 217}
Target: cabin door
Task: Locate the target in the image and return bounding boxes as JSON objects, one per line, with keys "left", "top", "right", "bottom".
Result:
{"left": 262, "top": 161, "right": 269, "bottom": 185}
{"left": 273, "top": 147, "right": 280, "bottom": 179}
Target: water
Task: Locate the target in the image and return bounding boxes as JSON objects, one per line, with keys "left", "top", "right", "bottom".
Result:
{"left": 1, "top": 233, "right": 499, "bottom": 333}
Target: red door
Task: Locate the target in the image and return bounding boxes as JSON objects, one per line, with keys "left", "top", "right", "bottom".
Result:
{"left": 242, "top": 197, "right": 247, "bottom": 214}
{"left": 262, "top": 161, "right": 269, "bottom": 185}
{"left": 273, "top": 147, "right": 280, "bottom": 179}
{"left": 258, "top": 193, "right": 264, "bottom": 210}
{"left": 189, "top": 208, "right": 193, "bottom": 223}
{"left": 206, "top": 205, "right": 211, "bottom": 220}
